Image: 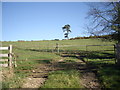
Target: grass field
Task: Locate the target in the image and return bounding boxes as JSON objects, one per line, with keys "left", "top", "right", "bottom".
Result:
{"left": 1, "top": 38, "right": 120, "bottom": 89}
{"left": 41, "top": 70, "right": 83, "bottom": 88}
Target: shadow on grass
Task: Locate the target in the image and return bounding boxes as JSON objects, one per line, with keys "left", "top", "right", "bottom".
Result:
{"left": 59, "top": 50, "right": 120, "bottom": 89}
{"left": 34, "top": 59, "right": 52, "bottom": 64}
{"left": 53, "top": 61, "right": 86, "bottom": 71}
{"left": 60, "top": 51, "right": 115, "bottom": 62}
{"left": 25, "top": 48, "right": 87, "bottom": 53}
{"left": 16, "top": 47, "right": 120, "bottom": 89}
{"left": 87, "top": 51, "right": 115, "bottom": 59}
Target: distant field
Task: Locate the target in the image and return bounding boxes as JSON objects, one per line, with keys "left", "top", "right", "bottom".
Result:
{"left": 2, "top": 39, "right": 115, "bottom": 61}
{"left": 1, "top": 39, "right": 115, "bottom": 61}
{"left": 1, "top": 38, "right": 119, "bottom": 89}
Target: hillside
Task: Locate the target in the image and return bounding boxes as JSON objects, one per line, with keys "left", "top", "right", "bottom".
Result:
{"left": 1, "top": 39, "right": 119, "bottom": 89}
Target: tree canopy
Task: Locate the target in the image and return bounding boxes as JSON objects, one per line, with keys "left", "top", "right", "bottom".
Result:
{"left": 62, "top": 24, "right": 71, "bottom": 39}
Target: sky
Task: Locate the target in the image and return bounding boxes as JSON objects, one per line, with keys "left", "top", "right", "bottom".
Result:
{"left": 0, "top": 2, "right": 2, "bottom": 41}
{"left": 1, "top": 2, "right": 105, "bottom": 41}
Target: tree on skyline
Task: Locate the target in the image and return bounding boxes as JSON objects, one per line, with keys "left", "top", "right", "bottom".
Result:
{"left": 62, "top": 24, "right": 71, "bottom": 39}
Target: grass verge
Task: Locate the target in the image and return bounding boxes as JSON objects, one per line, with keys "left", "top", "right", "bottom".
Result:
{"left": 41, "top": 70, "right": 83, "bottom": 88}
{"left": 85, "top": 51, "right": 120, "bottom": 89}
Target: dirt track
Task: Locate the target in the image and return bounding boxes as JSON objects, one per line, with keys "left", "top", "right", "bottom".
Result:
{"left": 21, "top": 56, "right": 101, "bottom": 88}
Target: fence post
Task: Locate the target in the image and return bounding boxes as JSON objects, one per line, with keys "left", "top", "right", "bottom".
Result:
{"left": 56, "top": 43, "right": 59, "bottom": 53}
{"left": 116, "top": 43, "right": 120, "bottom": 65}
{"left": 8, "top": 45, "right": 12, "bottom": 68}
{"left": 114, "top": 44, "right": 117, "bottom": 64}
{"left": 86, "top": 45, "right": 88, "bottom": 62}
{"left": 86, "top": 45, "right": 87, "bottom": 51}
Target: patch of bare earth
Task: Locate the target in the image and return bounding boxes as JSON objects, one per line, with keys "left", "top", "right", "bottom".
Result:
{"left": 80, "top": 71, "right": 100, "bottom": 88}
{"left": 21, "top": 63, "right": 53, "bottom": 88}
{"left": 79, "top": 65, "right": 101, "bottom": 89}
{"left": 61, "top": 53, "right": 101, "bottom": 89}
{"left": 21, "top": 56, "right": 101, "bottom": 88}
{"left": 22, "top": 78, "right": 45, "bottom": 88}
{"left": 1, "top": 69, "right": 14, "bottom": 82}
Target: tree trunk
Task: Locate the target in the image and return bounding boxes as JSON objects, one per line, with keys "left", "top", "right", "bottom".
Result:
{"left": 116, "top": 42, "right": 120, "bottom": 66}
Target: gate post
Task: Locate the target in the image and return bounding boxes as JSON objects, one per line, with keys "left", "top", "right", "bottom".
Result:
{"left": 115, "top": 43, "right": 120, "bottom": 65}
{"left": 86, "top": 45, "right": 88, "bottom": 62}
{"left": 56, "top": 43, "right": 59, "bottom": 53}
{"left": 8, "top": 45, "right": 12, "bottom": 68}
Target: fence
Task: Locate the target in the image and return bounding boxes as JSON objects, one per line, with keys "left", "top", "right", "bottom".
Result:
{"left": 115, "top": 43, "right": 120, "bottom": 65}
{"left": 6, "top": 44, "right": 115, "bottom": 74}
{"left": 53, "top": 43, "right": 116, "bottom": 63}
{"left": 0, "top": 45, "right": 17, "bottom": 68}
{"left": 54, "top": 43, "right": 115, "bottom": 52}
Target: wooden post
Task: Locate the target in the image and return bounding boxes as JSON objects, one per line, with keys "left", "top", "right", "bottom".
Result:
{"left": 8, "top": 45, "right": 12, "bottom": 68}
{"left": 86, "top": 45, "right": 87, "bottom": 51}
{"left": 58, "top": 47, "right": 59, "bottom": 53}
{"left": 86, "top": 45, "right": 88, "bottom": 62}
{"left": 114, "top": 45, "right": 117, "bottom": 64}
{"left": 116, "top": 43, "right": 120, "bottom": 65}
{"left": 56, "top": 43, "right": 59, "bottom": 53}
{"left": 14, "top": 57, "right": 17, "bottom": 67}
{"left": 52, "top": 48, "right": 53, "bottom": 53}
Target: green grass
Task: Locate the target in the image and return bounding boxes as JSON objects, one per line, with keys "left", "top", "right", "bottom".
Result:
{"left": 2, "top": 75, "right": 25, "bottom": 88}
{"left": 41, "top": 70, "right": 83, "bottom": 88}
{"left": 1, "top": 38, "right": 118, "bottom": 88}
{"left": 84, "top": 51, "right": 120, "bottom": 89}
{"left": 98, "top": 66, "right": 120, "bottom": 89}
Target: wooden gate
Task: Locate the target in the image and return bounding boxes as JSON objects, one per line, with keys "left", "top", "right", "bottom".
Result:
{"left": 0, "top": 45, "right": 16, "bottom": 68}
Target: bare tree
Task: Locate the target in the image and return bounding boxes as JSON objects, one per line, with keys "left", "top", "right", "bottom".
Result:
{"left": 86, "top": 2, "right": 120, "bottom": 42}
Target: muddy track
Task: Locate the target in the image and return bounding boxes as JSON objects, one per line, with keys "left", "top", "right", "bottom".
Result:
{"left": 22, "top": 63, "right": 53, "bottom": 88}
{"left": 22, "top": 55, "right": 101, "bottom": 88}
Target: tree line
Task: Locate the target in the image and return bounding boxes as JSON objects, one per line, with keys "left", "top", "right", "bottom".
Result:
{"left": 69, "top": 35, "right": 113, "bottom": 40}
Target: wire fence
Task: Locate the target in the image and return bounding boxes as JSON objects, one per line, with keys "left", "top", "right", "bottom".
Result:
{"left": 8, "top": 44, "right": 116, "bottom": 73}
{"left": 13, "top": 44, "right": 116, "bottom": 61}
{"left": 51, "top": 44, "right": 115, "bottom": 53}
